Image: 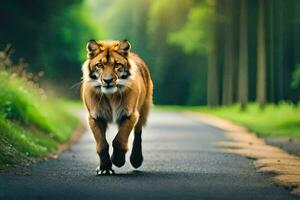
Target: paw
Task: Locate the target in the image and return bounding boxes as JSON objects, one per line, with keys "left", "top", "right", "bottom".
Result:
{"left": 97, "top": 147, "right": 114, "bottom": 175}
{"left": 111, "top": 148, "right": 126, "bottom": 168}
{"left": 130, "top": 153, "right": 143, "bottom": 168}
{"left": 111, "top": 140, "right": 126, "bottom": 168}
{"left": 96, "top": 166, "right": 115, "bottom": 175}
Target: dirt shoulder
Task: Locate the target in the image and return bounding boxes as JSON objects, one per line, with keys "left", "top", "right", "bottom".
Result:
{"left": 186, "top": 112, "right": 300, "bottom": 197}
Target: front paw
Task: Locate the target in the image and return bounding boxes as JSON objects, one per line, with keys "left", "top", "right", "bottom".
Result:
{"left": 111, "top": 140, "right": 126, "bottom": 168}
{"left": 96, "top": 166, "right": 115, "bottom": 175}
{"left": 97, "top": 147, "right": 114, "bottom": 175}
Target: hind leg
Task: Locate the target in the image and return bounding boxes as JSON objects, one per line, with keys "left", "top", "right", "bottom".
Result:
{"left": 130, "top": 122, "right": 143, "bottom": 168}
{"left": 130, "top": 102, "right": 150, "bottom": 168}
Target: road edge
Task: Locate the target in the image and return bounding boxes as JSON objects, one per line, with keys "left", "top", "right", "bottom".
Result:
{"left": 46, "top": 108, "right": 87, "bottom": 160}
{"left": 47, "top": 121, "right": 85, "bottom": 160}
{"left": 185, "top": 111, "right": 300, "bottom": 197}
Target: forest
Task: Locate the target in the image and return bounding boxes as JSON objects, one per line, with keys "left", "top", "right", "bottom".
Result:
{"left": 0, "top": 0, "right": 299, "bottom": 108}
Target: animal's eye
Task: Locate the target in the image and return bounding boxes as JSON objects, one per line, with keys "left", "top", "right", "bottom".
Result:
{"left": 114, "top": 63, "right": 122, "bottom": 69}
{"left": 90, "top": 71, "right": 99, "bottom": 80}
{"left": 95, "top": 63, "right": 103, "bottom": 69}
{"left": 90, "top": 72, "right": 98, "bottom": 80}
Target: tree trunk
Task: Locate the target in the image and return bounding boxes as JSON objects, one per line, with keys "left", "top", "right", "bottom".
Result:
{"left": 238, "top": 0, "right": 248, "bottom": 111}
{"left": 207, "top": 0, "right": 219, "bottom": 107}
{"left": 269, "top": 0, "right": 275, "bottom": 103}
{"left": 222, "top": 0, "right": 234, "bottom": 105}
{"left": 256, "top": 0, "right": 267, "bottom": 110}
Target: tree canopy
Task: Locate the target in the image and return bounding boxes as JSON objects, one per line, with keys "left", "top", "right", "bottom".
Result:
{"left": 1, "top": 0, "right": 299, "bottom": 106}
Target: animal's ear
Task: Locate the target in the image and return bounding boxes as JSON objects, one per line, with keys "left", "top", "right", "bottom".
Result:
{"left": 118, "top": 40, "right": 131, "bottom": 56}
{"left": 86, "top": 40, "right": 100, "bottom": 58}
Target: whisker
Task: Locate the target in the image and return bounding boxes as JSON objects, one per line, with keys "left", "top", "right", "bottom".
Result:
{"left": 70, "top": 80, "right": 83, "bottom": 89}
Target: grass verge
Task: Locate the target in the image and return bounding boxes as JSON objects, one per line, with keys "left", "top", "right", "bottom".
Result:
{"left": 155, "top": 103, "right": 300, "bottom": 139}
{"left": 0, "top": 53, "right": 79, "bottom": 169}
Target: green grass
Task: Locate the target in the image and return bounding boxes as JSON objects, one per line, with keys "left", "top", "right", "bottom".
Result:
{"left": 0, "top": 68, "right": 79, "bottom": 169}
{"left": 155, "top": 103, "right": 300, "bottom": 139}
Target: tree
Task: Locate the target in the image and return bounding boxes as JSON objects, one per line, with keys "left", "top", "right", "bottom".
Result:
{"left": 147, "top": 0, "right": 193, "bottom": 104}
{"left": 168, "top": 0, "right": 220, "bottom": 106}
{"left": 256, "top": 0, "right": 267, "bottom": 110}
{"left": 206, "top": 0, "right": 219, "bottom": 107}
{"left": 222, "top": 0, "right": 235, "bottom": 106}
{"left": 268, "top": 0, "right": 275, "bottom": 102}
{"left": 0, "top": 0, "right": 102, "bottom": 96}
{"left": 168, "top": 3, "right": 212, "bottom": 105}
{"left": 238, "top": 0, "right": 248, "bottom": 110}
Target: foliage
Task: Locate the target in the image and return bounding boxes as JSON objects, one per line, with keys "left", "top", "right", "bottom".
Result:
{"left": 0, "top": 50, "right": 78, "bottom": 168}
{"left": 1, "top": 0, "right": 299, "bottom": 105}
{"left": 292, "top": 64, "right": 300, "bottom": 89}
{"left": 86, "top": 0, "right": 300, "bottom": 106}
{"left": 168, "top": 4, "right": 209, "bottom": 54}
{"left": 0, "top": 0, "right": 103, "bottom": 96}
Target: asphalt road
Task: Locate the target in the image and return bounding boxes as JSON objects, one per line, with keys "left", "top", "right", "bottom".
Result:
{"left": 0, "top": 110, "right": 297, "bottom": 200}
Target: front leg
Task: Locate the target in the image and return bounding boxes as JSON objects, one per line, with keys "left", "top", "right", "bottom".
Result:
{"left": 111, "top": 111, "right": 139, "bottom": 167}
{"left": 88, "top": 116, "right": 114, "bottom": 175}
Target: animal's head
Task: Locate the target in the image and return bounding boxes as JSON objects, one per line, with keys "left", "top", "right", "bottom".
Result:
{"left": 82, "top": 40, "right": 135, "bottom": 94}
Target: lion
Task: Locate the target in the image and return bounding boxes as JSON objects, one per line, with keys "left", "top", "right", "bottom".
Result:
{"left": 81, "top": 40, "right": 153, "bottom": 175}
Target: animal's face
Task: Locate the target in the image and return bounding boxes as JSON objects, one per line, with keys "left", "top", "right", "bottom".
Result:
{"left": 83, "top": 40, "right": 133, "bottom": 94}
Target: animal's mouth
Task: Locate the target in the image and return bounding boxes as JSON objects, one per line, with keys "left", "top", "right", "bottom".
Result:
{"left": 101, "top": 85, "right": 118, "bottom": 94}
{"left": 102, "top": 84, "right": 116, "bottom": 89}
{"left": 95, "top": 84, "right": 116, "bottom": 89}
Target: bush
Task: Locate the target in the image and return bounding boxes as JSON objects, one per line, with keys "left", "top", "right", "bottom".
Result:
{"left": 0, "top": 47, "right": 78, "bottom": 168}
{"left": 292, "top": 64, "right": 300, "bottom": 89}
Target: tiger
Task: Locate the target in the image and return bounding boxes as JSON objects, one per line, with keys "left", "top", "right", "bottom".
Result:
{"left": 81, "top": 40, "right": 153, "bottom": 175}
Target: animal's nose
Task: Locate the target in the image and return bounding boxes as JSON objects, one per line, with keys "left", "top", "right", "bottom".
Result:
{"left": 103, "top": 77, "right": 113, "bottom": 84}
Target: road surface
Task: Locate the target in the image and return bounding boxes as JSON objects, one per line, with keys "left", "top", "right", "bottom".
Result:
{"left": 0, "top": 110, "right": 297, "bottom": 200}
